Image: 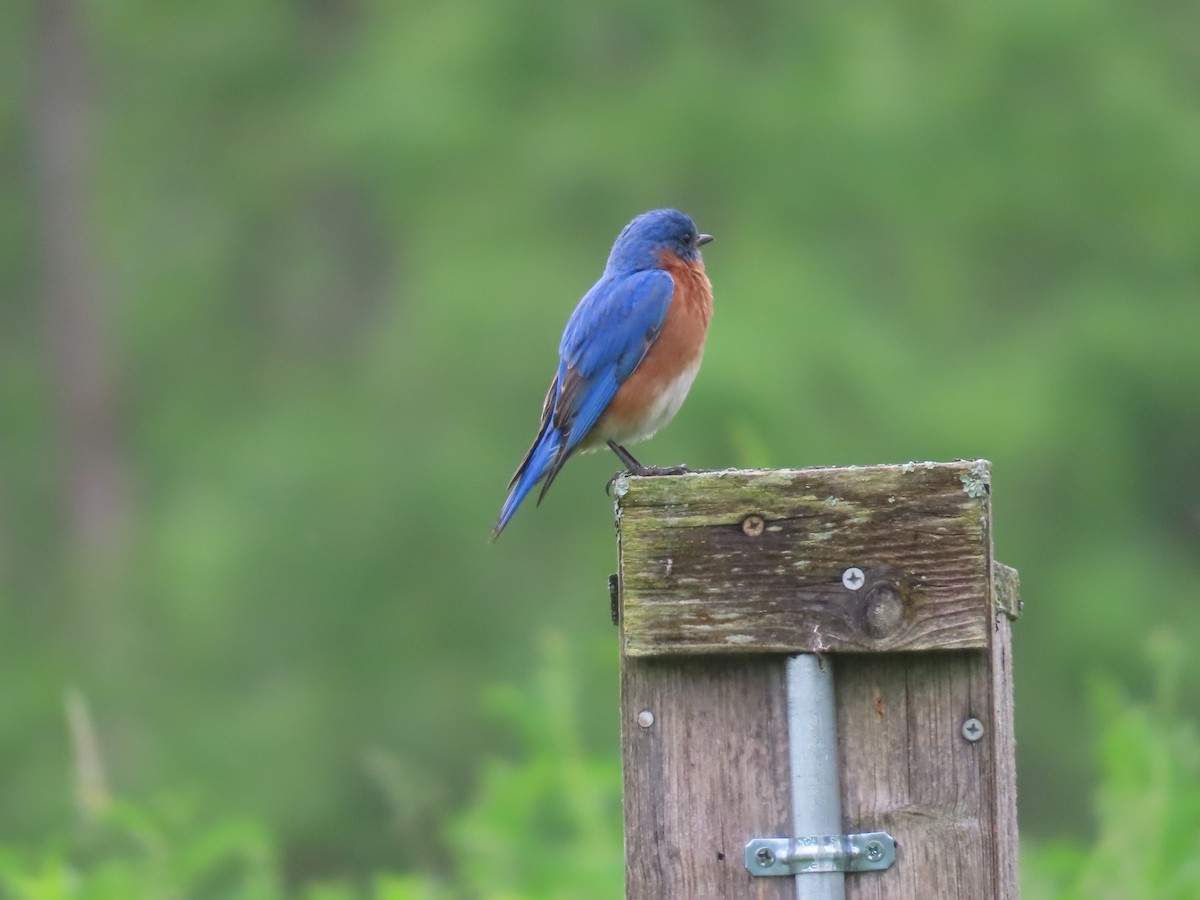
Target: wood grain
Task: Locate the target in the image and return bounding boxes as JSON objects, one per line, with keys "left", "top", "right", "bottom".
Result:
{"left": 989, "top": 610, "right": 1020, "bottom": 893}
{"left": 617, "top": 461, "right": 993, "bottom": 655}
{"left": 621, "top": 656, "right": 794, "bottom": 900}
{"left": 620, "top": 640, "right": 1019, "bottom": 899}
{"left": 835, "top": 640, "right": 1016, "bottom": 897}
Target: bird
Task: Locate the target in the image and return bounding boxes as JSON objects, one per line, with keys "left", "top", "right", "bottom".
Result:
{"left": 493, "top": 208, "right": 714, "bottom": 538}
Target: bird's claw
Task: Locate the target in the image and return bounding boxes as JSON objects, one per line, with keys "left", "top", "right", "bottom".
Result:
{"left": 606, "top": 471, "right": 622, "bottom": 496}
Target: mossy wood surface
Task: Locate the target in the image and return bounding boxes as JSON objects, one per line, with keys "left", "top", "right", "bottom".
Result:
{"left": 616, "top": 461, "right": 994, "bottom": 656}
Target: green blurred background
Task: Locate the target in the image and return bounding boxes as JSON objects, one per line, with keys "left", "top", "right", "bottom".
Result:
{"left": 3, "top": 0, "right": 1199, "bottom": 896}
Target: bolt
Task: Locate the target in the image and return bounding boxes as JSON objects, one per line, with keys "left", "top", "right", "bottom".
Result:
{"left": 741, "top": 515, "right": 765, "bottom": 537}
{"left": 755, "top": 846, "right": 776, "bottom": 867}
{"left": 637, "top": 710, "right": 655, "bottom": 728}
{"left": 842, "top": 567, "right": 865, "bottom": 590}
{"left": 962, "top": 717, "right": 984, "bottom": 742}
{"left": 864, "top": 840, "right": 884, "bottom": 863}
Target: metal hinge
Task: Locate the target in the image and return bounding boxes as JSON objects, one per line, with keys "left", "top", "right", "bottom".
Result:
{"left": 745, "top": 831, "right": 897, "bottom": 876}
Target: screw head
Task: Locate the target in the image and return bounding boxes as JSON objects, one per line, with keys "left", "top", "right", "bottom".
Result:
{"left": 636, "top": 710, "right": 655, "bottom": 728}
{"left": 962, "top": 716, "right": 984, "bottom": 742}
{"left": 842, "top": 567, "right": 865, "bottom": 590}
{"left": 864, "top": 840, "right": 884, "bottom": 863}
{"left": 741, "top": 515, "right": 765, "bottom": 537}
{"left": 755, "top": 847, "right": 775, "bottom": 867}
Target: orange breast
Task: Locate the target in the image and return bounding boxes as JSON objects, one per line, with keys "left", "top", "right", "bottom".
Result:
{"left": 591, "top": 252, "right": 713, "bottom": 444}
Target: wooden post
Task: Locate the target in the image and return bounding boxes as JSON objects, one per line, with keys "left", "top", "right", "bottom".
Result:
{"left": 615, "top": 460, "right": 1020, "bottom": 899}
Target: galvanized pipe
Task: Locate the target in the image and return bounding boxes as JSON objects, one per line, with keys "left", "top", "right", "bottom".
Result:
{"left": 786, "top": 653, "right": 845, "bottom": 900}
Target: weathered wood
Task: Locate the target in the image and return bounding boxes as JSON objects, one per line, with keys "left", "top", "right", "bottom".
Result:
{"left": 616, "top": 462, "right": 1020, "bottom": 899}
{"left": 621, "top": 656, "right": 794, "bottom": 899}
{"left": 993, "top": 562, "right": 1022, "bottom": 620}
{"left": 990, "top": 605, "right": 1020, "bottom": 892}
{"left": 836, "top": 631, "right": 1017, "bottom": 897}
{"left": 616, "top": 461, "right": 993, "bottom": 656}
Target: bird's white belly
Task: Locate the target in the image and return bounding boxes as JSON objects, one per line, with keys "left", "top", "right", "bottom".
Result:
{"left": 610, "top": 356, "right": 702, "bottom": 446}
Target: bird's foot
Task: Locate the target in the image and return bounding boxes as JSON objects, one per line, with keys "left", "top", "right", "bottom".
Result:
{"left": 604, "top": 441, "right": 689, "bottom": 494}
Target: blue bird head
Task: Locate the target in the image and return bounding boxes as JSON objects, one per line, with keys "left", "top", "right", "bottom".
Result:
{"left": 606, "top": 208, "right": 713, "bottom": 274}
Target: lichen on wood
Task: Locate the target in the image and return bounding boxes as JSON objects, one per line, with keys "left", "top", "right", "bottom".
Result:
{"left": 616, "top": 461, "right": 995, "bottom": 656}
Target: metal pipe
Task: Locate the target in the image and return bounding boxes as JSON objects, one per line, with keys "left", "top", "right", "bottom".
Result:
{"left": 786, "top": 653, "right": 844, "bottom": 900}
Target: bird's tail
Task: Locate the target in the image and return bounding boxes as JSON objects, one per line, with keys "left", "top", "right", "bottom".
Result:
{"left": 492, "top": 427, "right": 564, "bottom": 539}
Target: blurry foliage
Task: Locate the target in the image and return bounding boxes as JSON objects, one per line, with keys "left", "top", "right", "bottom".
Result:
{"left": 0, "top": 636, "right": 619, "bottom": 899}
{"left": 1, "top": 0, "right": 1198, "bottom": 888}
{"left": 449, "top": 634, "right": 622, "bottom": 898}
{"left": 0, "top": 800, "right": 283, "bottom": 900}
{"left": 1025, "top": 634, "right": 1200, "bottom": 899}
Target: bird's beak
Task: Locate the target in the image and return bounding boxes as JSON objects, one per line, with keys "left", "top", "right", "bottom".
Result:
{"left": 697, "top": 233, "right": 714, "bottom": 246}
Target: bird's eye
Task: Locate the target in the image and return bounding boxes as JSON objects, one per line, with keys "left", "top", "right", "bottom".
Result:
{"left": 682, "top": 233, "right": 693, "bottom": 245}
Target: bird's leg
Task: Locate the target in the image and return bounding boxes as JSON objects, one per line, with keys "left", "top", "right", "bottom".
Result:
{"left": 608, "top": 440, "right": 644, "bottom": 471}
{"left": 606, "top": 440, "right": 689, "bottom": 487}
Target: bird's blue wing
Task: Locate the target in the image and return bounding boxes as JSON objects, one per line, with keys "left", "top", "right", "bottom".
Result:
{"left": 555, "top": 268, "right": 674, "bottom": 449}
{"left": 491, "top": 268, "right": 674, "bottom": 534}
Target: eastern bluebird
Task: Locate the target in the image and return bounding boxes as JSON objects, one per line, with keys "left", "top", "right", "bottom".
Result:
{"left": 493, "top": 208, "right": 714, "bottom": 537}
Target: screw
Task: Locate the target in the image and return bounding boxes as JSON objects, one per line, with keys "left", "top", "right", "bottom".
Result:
{"left": 842, "top": 567, "right": 865, "bottom": 590}
{"left": 755, "top": 847, "right": 776, "bottom": 867}
{"left": 962, "top": 717, "right": 984, "bottom": 742}
{"left": 741, "top": 515, "right": 765, "bottom": 537}
{"left": 637, "top": 710, "right": 655, "bottom": 728}
{"left": 864, "top": 840, "right": 884, "bottom": 863}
